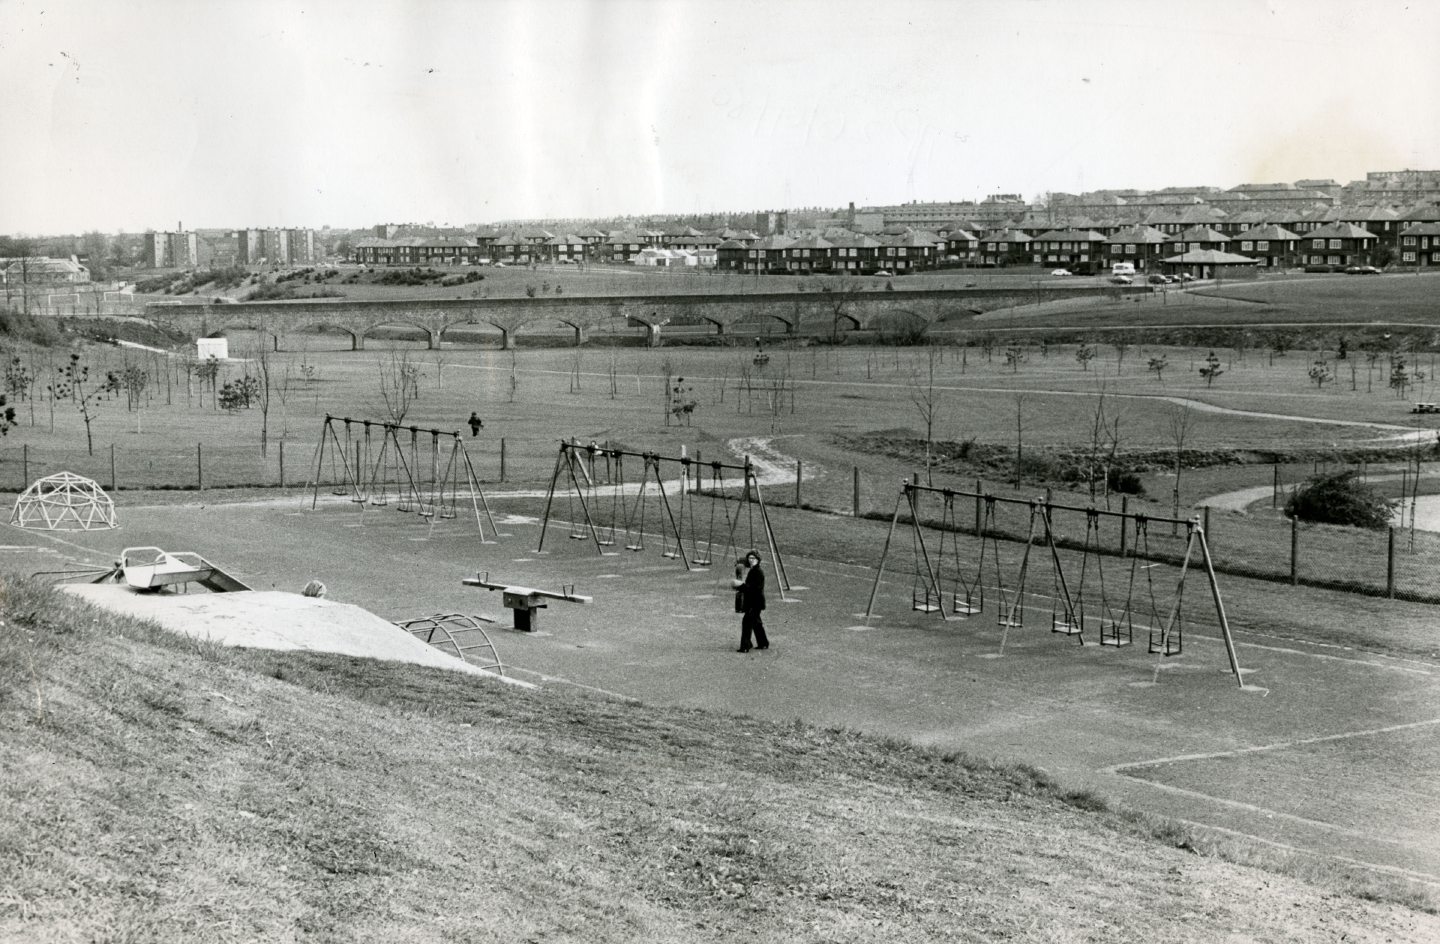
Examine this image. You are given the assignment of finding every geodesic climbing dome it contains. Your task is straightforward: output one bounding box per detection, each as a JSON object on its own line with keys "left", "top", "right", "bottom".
{"left": 11, "top": 471, "right": 118, "bottom": 531}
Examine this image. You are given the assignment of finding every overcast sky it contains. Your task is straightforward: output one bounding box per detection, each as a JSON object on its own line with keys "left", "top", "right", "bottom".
{"left": 2, "top": 0, "right": 1437, "bottom": 235}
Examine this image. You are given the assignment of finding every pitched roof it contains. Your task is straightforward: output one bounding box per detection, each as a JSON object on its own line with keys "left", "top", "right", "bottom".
{"left": 1232, "top": 224, "right": 1302, "bottom": 241}
{"left": 980, "top": 229, "right": 1033, "bottom": 243}
{"left": 1175, "top": 225, "right": 1231, "bottom": 242}
{"left": 1161, "top": 249, "right": 1259, "bottom": 264}
{"left": 1105, "top": 225, "right": 1169, "bottom": 244}
{"left": 1304, "top": 221, "right": 1378, "bottom": 239}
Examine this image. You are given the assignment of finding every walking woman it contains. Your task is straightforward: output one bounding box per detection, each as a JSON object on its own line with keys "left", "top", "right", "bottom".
{"left": 732, "top": 549, "right": 769, "bottom": 652}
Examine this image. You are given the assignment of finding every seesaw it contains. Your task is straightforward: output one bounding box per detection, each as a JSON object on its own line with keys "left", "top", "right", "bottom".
{"left": 461, "top": 572, "right": 591, "bottom": 632}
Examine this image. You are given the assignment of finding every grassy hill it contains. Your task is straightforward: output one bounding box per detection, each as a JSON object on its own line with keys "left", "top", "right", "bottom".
{"left": 3, "top": 576, "right": 1437, "bottom": 943}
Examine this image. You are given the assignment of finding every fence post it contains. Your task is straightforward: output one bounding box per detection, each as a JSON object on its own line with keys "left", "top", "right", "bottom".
{"left": 197, "top": 443, "right": 204, "bottom": 490}
{"left": 22, "top": 443, "right": 27, "bottom": 489}
{"left": 1272, "top": 463, "right": 1279, "bottom": 508}
{"left": 1120, "top": 495, "right": 1128, "bottom": 557}
{"left": 279, "top": 440, "right": 286, "bottom": 489}
{"left": 795, "top": 459, "right": 802, "bottom": 507}
{"left": 500, "top": 437, "right": 506, "bottom": 483}
{"left": 974, "top": 478, "right": 982, "bottom": 535}
{"left": 1387, "top": 526, "right": 1396, "bottom": 599}
{"left": 1290, "top": 515, "right": 1299, "bottom": 585}
{"left": 110, "top": 443, "right": 117, "bottom": 491}
{"left": 852, "top": 466, "right": 860, "bottom": 517}
{"left": 1202, "top": 505, "right": 1211, "bottom": 545}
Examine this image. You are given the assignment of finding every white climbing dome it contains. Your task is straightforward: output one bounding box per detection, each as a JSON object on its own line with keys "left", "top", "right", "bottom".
{"left": 11, "top": 471, "right": 118, "bottom": 531}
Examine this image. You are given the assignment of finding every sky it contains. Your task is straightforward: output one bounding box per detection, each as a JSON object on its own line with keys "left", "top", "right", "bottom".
{"left": 2, "top": 0, "right": 1438, "bottom": 235}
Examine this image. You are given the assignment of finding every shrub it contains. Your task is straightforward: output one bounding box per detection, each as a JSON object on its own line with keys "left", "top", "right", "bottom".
{"left": 1106, "top": 468, "right": 1145, "bottom": 495}
{"left": 1284, "top": 470, "right": 1395, "bottom": 530}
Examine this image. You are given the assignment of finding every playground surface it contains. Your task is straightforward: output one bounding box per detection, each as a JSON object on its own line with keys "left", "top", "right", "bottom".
{"left": 6, "top": 486, "right": 1439, "bottom": 894}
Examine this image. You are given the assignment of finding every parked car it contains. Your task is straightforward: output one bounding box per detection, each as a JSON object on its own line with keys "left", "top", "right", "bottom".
{"left": 1110, "top": 275, "right": 1133, "bottom": 285}
{"left": 1147, "top": 274, "right": 1167, "bottom": 284}
{"left": 1348, "top": 265, "right": 1381, "bottom": 275}
{"left": 1050, "top": 268, "right": 1073, "bottom": 277}
{"left": 1178, "top": 273, "right": 1197, "bottom": 282}
{"left": 873, "top": 269, "right": 893, "bottom": 277}
{"left": 1304, "top": 264, "right": 1336, "bottom": 273}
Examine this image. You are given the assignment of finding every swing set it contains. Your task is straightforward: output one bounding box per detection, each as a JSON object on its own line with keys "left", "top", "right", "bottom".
{"left": 537, "top": 440, "right": 790, "bottom": 594}
{"left": 866, "top": 482, "right": 1244, "bottom": 687}
{"left": 307, "top": 415, "right": 500, "bottom": 540}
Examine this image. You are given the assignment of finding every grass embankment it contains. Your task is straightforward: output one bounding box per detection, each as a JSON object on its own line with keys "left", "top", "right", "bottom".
{"left": 3, "top": 577, "right": 1438, "bottom": 943}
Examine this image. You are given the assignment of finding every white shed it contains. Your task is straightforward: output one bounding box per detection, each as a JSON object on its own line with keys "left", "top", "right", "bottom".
{"left": 196, "top": 337, "right": 229, "bottom": 360}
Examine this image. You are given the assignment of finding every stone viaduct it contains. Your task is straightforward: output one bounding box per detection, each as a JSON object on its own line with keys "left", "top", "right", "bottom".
{"left": 129, "top": 286, "right": 1122, "bottom": 350}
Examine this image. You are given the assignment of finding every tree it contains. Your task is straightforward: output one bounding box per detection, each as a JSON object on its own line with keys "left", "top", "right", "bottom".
{"left": 908, "top": 347, "right": 942, "bottom": 485}
{"left": 192, "top": 355, "right": 222, "bottom": 408}
{"left": 1085, "top": 383, "right": 1124, "bottom": 505}
{"left": 218, "top": 375, "right": 260, "bottom": 412}
{"left": 1390, "top": 357, "right": 1411, "bottom": 398}
{"left": 1165, "top": 405, "right": 1198, "bottom": 529}
{"left": 1308, "top": 359, "right": 1334, "bottom": 390}
{"left": 1112, "top": 338, "right": 1130, "bottom": 374}
{"left": 377, "top": 351, "right": 421, "bottom": 423}
{"left": 1074, "top": 342, "right": 1096, "bottom": 372}
{"left": 48, "top": 353, "right": 121, "bottom": 456}
{"left": 1198, "top": 350, "right": 1224, "bottom": 387}
{"left": 1147, "top": 355, "right": 1168, "bottom": 384}
{"left": 1285, "top": 470, "right": 1395, "bottom": 530}
{"left": 1003, "top": 344, "right": 1025, "bottom": 373}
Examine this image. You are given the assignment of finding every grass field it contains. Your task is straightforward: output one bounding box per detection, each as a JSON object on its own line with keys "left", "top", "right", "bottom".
{"left": 7, "top": 576, "right": 1439, "bottom": 942}
{"left": 4, "top": 276, "right": 1440, "bottom": 938}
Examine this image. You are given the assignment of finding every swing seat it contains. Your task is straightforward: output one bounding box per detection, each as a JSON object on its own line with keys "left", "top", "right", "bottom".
{"left": 996, "top": 604, "right": 1022, "bottom": 628}
{"left": 349, "top": 495, "right": 367, "bottom": 504}
{"left": 369, "top": 497, "right": 389, "bottom": 507}
{"left": 625, "top": 543, "right": 644, "bottom": 552}
{"left": 568, "top": 530, "right": 587, "bottom": 539}
{"left": 331, "top": 488, "right": 348, "bottom": 496}
{"left": 438, "top": 506, "right": 457, "bottom": 520}
{"left": 912, "top": 601, "right": 942, "bottom": 613}
{"left": 661, "top": 550, "right": 681, "bottom": 560}
{"left": 596, "top": 538, "right": 615, "bottom": 547}
{"left": 397, "top": 501, "right": 414, "bottom": 513}
{"left": 691, "top": 555, "right": 713, "bottom": 566}
{"left": 1148, "top": 630, "right": 1182, "bottom": 656}
{"left": 418, "top": 505, "right": 436, "bottom": 518}
{"left": 951, "top": 595, "right": 981, "bottom": 615}
{"left": 1051, "top": 616, "right": 1084, "bottom": 636}
{"left": 1099, "top": 620, "right": 1132, "bottom": 647}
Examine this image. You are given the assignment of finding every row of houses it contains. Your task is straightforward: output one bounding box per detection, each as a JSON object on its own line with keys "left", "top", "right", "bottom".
{"left": 352, "top": 210, "right": 1440, "bottom": 274}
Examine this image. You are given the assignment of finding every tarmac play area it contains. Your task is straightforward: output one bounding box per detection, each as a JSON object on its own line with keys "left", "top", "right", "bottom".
{"left": 5, "top": 488, "right": 1439, "bottom": 893}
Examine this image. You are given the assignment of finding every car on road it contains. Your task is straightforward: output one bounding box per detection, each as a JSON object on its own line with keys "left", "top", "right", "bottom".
{"left": 1050, "top": 268, "right": 1073, "bottom": 277}
{"left": 1110, "top": 275, "right": 1133, "bottom": 285}
{"left": 1147, "top": 274, "right": 1167, "bottom": 284}
{"left": 873, "top": 269, "right": 893, "bottom": 277}
{"left": 1178, "top": 273, "right": 1197, "bottom": 282}
{"left": 1346, "top": 265, "right": 1381, "bottom": 275}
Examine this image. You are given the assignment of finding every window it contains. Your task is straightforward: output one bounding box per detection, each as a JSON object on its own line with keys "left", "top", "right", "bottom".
{"left": 1327, "top": 256, "right": 1341, "bottom": 265}
{"left": 1403, "top": 236, "right": 1417, "bottom": 246}
{"left": 1328, "top": 239, "right": 1342, "bottom": 250}
{"left": 1313, "top": 238, "right": 1325, "bottom": 249}
{"left": 1124, "top": 244, "right": 1136, "bottom": 254}
{"left": 1402, "top": 252, "right": 1416, "bottom": 262}
{"left": 1241, "top": 241, "right": 1254, "bottom": 251}
{"left": 998, "top": 242, "right": 1008, "bottom": 251}
{"left": 898, "top": 247, "right": 907, "bottom": 256}
{"left": 1257, "top": 241, "right": 1269, "bottom": 251}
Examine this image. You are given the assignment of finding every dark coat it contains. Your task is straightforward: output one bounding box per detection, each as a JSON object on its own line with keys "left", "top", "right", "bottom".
{"left": 739, "top": 564, "right": 767, "bottom": 613}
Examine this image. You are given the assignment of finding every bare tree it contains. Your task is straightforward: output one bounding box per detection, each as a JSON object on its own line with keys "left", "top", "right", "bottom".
{"left": 1166, "top": 404, "right": 1199, "bottom": 530}
{"left": 908, "top": 346, "right": 942, "bottom": 485}
{"left": 1013, "top": 393, "right": 1027, "bottom": 487}
{"left": 376, "top": 350, "right": 420, "bottom": 424}
{"left": 248, "top": 331, "right": 278, "bottom": 457}
{"left": 48, "top": 353, "right": 120, "bottom": 456}
{"left": 1087, "top": 383, "right": 1124, "bottom": 504}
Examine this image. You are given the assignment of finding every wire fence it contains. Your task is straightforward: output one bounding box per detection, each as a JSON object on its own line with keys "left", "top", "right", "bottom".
{"left": 4, "top": 438, "right": 1438, "bottom": 605}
